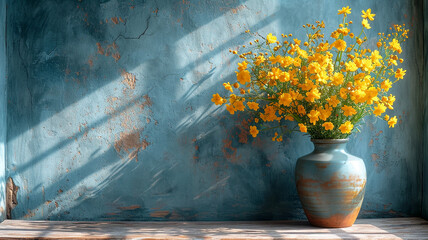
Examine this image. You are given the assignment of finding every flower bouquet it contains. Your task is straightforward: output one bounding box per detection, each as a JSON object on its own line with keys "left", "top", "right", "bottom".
{"left": 212, "top": 7, "right": 408, "bottom": 140}
{"left": 212, "top": 6, "right": 408, "bottom": 227}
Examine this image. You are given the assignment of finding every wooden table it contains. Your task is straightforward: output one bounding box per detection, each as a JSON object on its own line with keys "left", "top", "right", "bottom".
{"left": 0, "top": 217, "right": 427, "bottom": 239}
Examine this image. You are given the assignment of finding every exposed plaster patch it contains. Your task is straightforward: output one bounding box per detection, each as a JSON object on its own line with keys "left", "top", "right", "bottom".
{"left": 121, "top": 70, "right": 137, "bottom": 89}
{"left": 114, "top": 132, "right": 150, "bottom": 162}
{"left": 6, "top": 177, "right": 19, "bottom": 219}
{"left": 96, "top": 42, "right": 121, "bottom": 62}
{"left": 237, "top": 119, "right": 250, "bottom": 144}
{"left": 23, "top": 209, "right": 35, "bottom": 219}
{"left": 220, "top": 5, "right": 247, "bottom": 14}
{"left": 150, "top": 210, "right": 170, "bottom": 218}
{"left": 96, "top": 43, "right": 105, "bottom": 55}
{"left": 118, "top": 205, "right": 141, "bottom": 210}
{"left": 111, "top": 17, "right": 119, "bottom": 24}
{"left": 140, "top": 95, "right": 153, "bottom": 110}
{"left": 222, "top": 139, "right": 240, "bottom": 163}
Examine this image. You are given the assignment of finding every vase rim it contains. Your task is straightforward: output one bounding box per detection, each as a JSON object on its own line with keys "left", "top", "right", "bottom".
{"left": 311, "top": 138, "right": 349, "bottom": 144}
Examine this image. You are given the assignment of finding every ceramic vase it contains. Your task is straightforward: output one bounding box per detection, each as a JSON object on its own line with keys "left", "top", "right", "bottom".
{"left": 295, "top": 139, "right": 366, "bottom": 228}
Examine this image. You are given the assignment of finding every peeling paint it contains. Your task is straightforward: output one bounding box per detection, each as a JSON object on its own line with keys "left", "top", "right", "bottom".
{"left": 121, "top": 70, "right": 136, "bottom": 89}
{"left": 111, "top": 17, "right": 119, "bottom": 24}
{"left": 114, "top": 132, "right": 149, "bottom": 162}
{"left": 221, "top": 139, "right": 240, "bottom": 163}
{"left": 6, "top": 177, "right": 19, "bottom": 219}
{"left": 371, "top": 153, "right": 379, "bottom": 162}
{"left": 150, "top": 210, "right": 170, "bottom": 218}
{"left": 118, "top": 205, "right": 140, "bottom": 210}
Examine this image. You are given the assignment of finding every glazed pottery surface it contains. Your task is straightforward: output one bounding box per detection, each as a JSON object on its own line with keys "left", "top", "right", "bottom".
{"left": 295, "top": 139, "right": 366, "bottom": 228}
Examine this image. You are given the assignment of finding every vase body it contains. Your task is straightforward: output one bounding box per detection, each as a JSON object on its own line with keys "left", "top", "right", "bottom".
{"left": 295, "top": 139, "right": 366, "bottom": 228}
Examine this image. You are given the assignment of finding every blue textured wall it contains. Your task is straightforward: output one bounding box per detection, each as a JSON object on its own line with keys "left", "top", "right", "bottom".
{"left": 0, "top": 0, "right": 5, "bottom": 222}
{"left": 5, "top": 0, "right": 424, "bottom": 220}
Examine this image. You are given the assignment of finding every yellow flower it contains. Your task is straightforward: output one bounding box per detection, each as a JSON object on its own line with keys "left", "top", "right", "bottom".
{"left": 260, "top": 105, "right": 278, "bottom": 122}
{"left": 362, "top": 19, "right": 371, "bottom": 29}
{"left": 280, "top": 56, "right": 293, "bottom": 67}
{"left": 319, "top": 107, "right": 332, "bottom": 121}
{"left": 293, "top": 57, "right": 302, "bottom": 67}
{"left": 339, "top": 121, "right": 353, "bottom": 134}
{"left": 237, "top": 61, "right": 248, "bottom": 71}
{"left": 211, "top": 93, "right": 224, "bottom": 105}
{"left": 387, "top": 94, "right": 396, "bottom": 109}
{"left": 268, "top": 67, "right": 281, "bottom": 81}
{"left": 389, "top": 39, "right": 402, "bottom": 54}
{"left": 338, "top": 6, "right": 351, "bottom": 16}
{"left": 269, "top": 55, "right": 283, "bottom": 64}
{"left": 331, "top": 39, "right": 347, "bottom": 51}
{"left": 361, "top": 9, "right": 375, "bottom": 21}
{"left": 337, "top": 27, "right": 350, "bottom": 36}
{"left": 341, "top": 105, "right": 357, "bottom": 116}
{"left": 279, "top": 93, "right": 293, "bottom": 106}
{"left": 331, "top": 31, "right": 340, "bottom": 39}
{"left": 247, "top": 102, "right": 259, "bottom": 111}
{"left": 384, "top": 115, "right": 390, "bottom": 121}
{"left": 305, "top": 88, "right": 321, "bottom": 102}
{"left": 255, "top": 55, "right": 266, "bottom": 66}
{"left": 350, "top": 89, "right": 367, "bottom": 104}
{"left": 331, "top": 72, "right": 344, "bottom": 85}
{"left": 278, "top": 71, "right": 290, "bottom": 82}
{"left": 272, "top": 132, "right": 278, "bottom": 141}
{"left": 234, "top": 100, "right": 245, "bottom": 111}
{"left": 298, "top": 123, "right": 307, "bottom": 133}
{"left": 249, "top": 126, "right": 259, "bottom": 137}
{"left": 360, "top": 59, "right": 374, "bottom": 72}
{"left": 388, "top": 116, "right": 397, "bottom": 128}
{"left": 327, "top": 95, "right": 340, "bottom": 107}
{"left": 288, "top": 89, "right": 303, "bottom": 100}
{"left": 322, "top": 122, "right": 334, "bottom": 130}
{"left": 284, "top": 115, "right": 294, "bottom": 121}
{"left": 381, "top": 79, "right": 392, "bottom": 92}
{"left": 236, "top": 70, "right": 251, "bottom": 84}
{"left": 307, "top": 110, "right": 320, "bottom": 125}
{"left": 223, "top": 82, "right": 233, "bottom": 93}
{"left": 365, "top": 87, "right": 378, "bottom": 104}
{"left": 340, "top": 88, "right": 348, "bottom": 100}
{"left": 316, "top": 42, "right": 330, "bottom": 52}
{"left": 370, "top": 50, "right": 382, "bottom": 66}
{"left": 226, "top": 104, "right": 235, "bottom": 115}
{"left": 233, "top": 82, "right": 240, "bottom": 88}
{"left": 267, "top": 33, "right": 277, "bottom": 44}
{"left": 308, "top": 62, "right": 321, "bottom": 74}
{"left": 373, "top": 103, "right": 386, "bottom": 116}
{"left": 298, "top": 105, "right": 306, "bottom": 115}
{"left": 345, "top": 61, "right": 358, "bottom": 72}
{"left": 395, "top": 68, "right": 406, "bottom": 80}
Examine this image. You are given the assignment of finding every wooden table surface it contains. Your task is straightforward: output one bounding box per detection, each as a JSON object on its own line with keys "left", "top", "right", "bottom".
{"left": 0, "top": 217, "right": 427, "bottom": 239}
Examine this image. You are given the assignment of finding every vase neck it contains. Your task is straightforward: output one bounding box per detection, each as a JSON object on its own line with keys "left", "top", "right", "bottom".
{"left": 311, "top": 139, "right": 348, "bottom": 152}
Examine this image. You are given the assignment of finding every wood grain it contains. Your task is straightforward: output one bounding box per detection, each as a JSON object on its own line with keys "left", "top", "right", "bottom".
{"left": 0, "top": 217, "right": 427, "bottom": 239}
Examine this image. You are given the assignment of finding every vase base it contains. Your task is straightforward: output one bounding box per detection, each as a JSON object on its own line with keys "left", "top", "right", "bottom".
{"left": 305, "top": 207, "right": 361, "bottom": 228}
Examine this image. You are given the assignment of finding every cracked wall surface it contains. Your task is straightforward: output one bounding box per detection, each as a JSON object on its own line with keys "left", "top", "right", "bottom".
{"left": 4, "top": 0, "right": 425, "bottom": 220}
